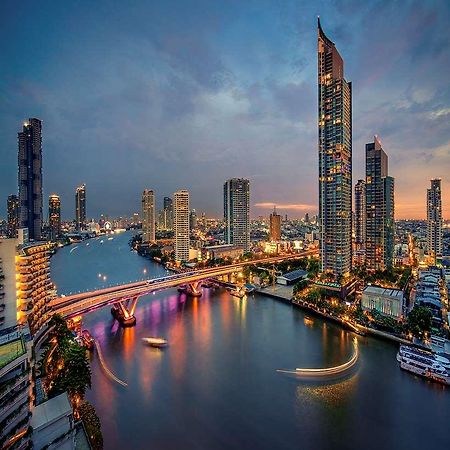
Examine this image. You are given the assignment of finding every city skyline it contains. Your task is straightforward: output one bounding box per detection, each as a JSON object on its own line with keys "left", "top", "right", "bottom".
{"left": 0, "top": 1, "right": 449, "bottom": 220}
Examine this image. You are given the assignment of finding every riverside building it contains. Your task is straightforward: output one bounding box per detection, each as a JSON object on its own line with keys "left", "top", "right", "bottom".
{"left": 318, "top": 18, "right": 352, "bottom": 277}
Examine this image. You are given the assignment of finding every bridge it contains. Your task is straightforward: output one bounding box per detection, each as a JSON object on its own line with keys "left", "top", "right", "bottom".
{"left": 50, "top": 250, "right": 317, "bottom": 326}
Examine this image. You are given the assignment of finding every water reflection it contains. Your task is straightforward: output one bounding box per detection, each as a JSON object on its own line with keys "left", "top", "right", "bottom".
{"left": 295, "top": 373, "right": 359, "bottom": 409}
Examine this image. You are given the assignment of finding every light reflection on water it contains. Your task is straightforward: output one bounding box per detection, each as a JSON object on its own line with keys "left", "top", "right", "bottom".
{"left": 295, "top": 373, "right": 359, "bottom": 409}
{"left": 50, "top": 232, "right": 450, "bottom": 450}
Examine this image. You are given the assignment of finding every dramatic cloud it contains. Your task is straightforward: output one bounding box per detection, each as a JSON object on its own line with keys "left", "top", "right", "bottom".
{"left": 0, "top": 0, "right": 449, "bottom": 219}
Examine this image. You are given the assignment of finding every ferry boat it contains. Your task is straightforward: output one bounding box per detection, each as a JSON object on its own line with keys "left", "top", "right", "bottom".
{"left": 396, "top": 345, "right": 450, "bottom": 386}
{"left": 142, "top": 337, "right": 168, "bottom": 348}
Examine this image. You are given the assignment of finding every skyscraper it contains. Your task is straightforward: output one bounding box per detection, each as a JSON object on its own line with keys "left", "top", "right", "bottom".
{"left": 189, "top": 209, "right": 197, "bottom": 230}
{"left": 318, "top": 19, "right": 352, "bottom": 277}
{"left": 48, "top": 194, "right": 61, "bottom": 241}
{"left": 18, "top": 118, "right": 43, "bottom": 240}
{"left": 141, "top": 189, "right": 156, "bottom": 243}
{"left": 174, "top": 190, "right": 190, "bottom": 262}
{"left": 427, "top": 179, "right": 443, "bottom": 263}
{"left": 269, "top": 206, "right": 281, "bottom": 241}
{"left": 163, "top": 196, "right": 173, "bottom": 230}
{"left": 354, "top": 180, "right": 366, "bottom": 250}
{"left": 75, "top": 184, "right": 86, "bottom": 230}
{"left": 224, "top": 178, "right": 250, "bottom": 252}
{"left": 365, "top": 136, "right": 395, "bottom": 270}
{"left": 7, "top": 194, "right": 19, "bottom": 238}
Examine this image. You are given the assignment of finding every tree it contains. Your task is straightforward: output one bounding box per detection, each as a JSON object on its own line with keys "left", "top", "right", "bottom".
{"left": 293, "top": 279, "right": 309, "bottom": 295}
{"left": 79, "top": 400, "right": 103, "bottom": 450}
{"left": 407, "top": 306, "right": 432, "bottom": 339}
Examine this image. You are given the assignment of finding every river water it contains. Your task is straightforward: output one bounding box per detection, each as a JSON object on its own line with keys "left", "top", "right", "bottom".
{"left": 51, "top": 231, "right": 449, "bottom": 450}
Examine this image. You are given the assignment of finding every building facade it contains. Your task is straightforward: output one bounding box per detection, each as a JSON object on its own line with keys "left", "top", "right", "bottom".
{"left": 141, "top": 189, "right": 156, "bottom": 243}
{"left": 318, "top": 19, "right": 352, "bottom": 277}
{"left": 163, "top": 197, "right": 173, "bottom": 230}
{"left": 427, "top": 178, "right": 443, "bottom": 264}
{"left": 18, "top": 118, "right": 43, "bottom": 240}
{"left": 224, "top": 178, "right": 250, "bottom": 252}
{"left": 354, "top": 180, "right": 366, "bottom": 251}
{"left": 75, "top": 184, "right": 86, "bottom": 230}
{"left": 269, "top": 206, "right": 281, "bottom": 241}
{"left": 16, "top": 242, "right": 55, "bottom": 335}
{"left": 48, "top": 194, "right": 61, "bottom": 241}
{"left": 361, "top": 285, "right": 404, "bottom": 320}
{"left": 174, "top": 190, "right": 190, "bottom": 262}
{"left": 365, "top": 136, "right": 395, "bottom": 270}
{"left": 6, "top": 195, "right": 19, "bottom": 238}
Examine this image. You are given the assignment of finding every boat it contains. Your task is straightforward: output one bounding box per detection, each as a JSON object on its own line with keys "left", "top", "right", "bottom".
{"left": 396, "top": 345, "right": 450, "bottom": 386}
{"left": 81, "top": 330, "right": 95, "bottom": 350}
{"left": 277, "top": 338, "right": 358, "bottom": 377}
{"left": 244, "top": 284, "right": 255, "bottom": 294}
{"left": 142, "top": 337, "right": 168, "bottom": 348}
{"left": 227, "top": 287, "right": 246, "bottom": 298}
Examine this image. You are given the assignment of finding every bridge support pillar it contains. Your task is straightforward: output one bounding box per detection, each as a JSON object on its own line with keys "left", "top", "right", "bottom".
{"left": 185, "top": 281, "right": 202, "bottom": 297}
{"left": 111, "top": 297, "right": 139, "bottom": 327}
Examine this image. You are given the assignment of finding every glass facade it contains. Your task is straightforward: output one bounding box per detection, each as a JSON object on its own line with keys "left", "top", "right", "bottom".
{"left": 318, "top": 19, "right": 352, "bottom": 277}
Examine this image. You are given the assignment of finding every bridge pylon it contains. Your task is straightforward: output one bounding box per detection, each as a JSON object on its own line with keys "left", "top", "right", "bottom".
{"left": 111, "top": 296, "right": 139, "bottom": 327}
{"left": 185, "top": 281, "right": 202, "bottom": 297}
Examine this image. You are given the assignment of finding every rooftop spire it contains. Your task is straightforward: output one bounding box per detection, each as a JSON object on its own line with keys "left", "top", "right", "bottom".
{"left": 317, "top": 16, "right": 335, "bottom": 46}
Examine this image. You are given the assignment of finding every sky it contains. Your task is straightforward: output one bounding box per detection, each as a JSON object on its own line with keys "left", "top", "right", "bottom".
{"left": 0, "top": 0, "right": 449, "bottom": 220}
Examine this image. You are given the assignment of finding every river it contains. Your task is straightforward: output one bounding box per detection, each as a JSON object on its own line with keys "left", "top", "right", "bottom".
{"left": 50, "top": 231, "right": 449, "bottom": 450}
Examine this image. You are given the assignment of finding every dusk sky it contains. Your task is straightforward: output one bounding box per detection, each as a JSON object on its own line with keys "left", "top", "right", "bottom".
{"left": 1, "top": 0, "right": 449, "bottom": 220}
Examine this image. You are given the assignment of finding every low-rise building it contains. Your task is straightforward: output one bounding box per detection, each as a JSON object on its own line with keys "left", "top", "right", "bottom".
{"left": 361, "top": 285, "right": 405, "bottom": 320}
{"left": 31, "top": 393, "right": 75, "bottom": 450}
{"left": 276, "top": 269, "right": 308, "bottom": 286}
{"left": 202, "top": 244, "right": 244, "bottom": 261}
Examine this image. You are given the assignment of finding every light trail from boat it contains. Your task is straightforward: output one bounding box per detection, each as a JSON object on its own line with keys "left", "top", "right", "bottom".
{"left": 277, "top": 338, "right": 358, "bottom": 377}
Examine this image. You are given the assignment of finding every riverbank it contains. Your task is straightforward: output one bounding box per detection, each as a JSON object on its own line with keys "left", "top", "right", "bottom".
{"left": 256, "top": 286, "right": 411, "bottom": 345}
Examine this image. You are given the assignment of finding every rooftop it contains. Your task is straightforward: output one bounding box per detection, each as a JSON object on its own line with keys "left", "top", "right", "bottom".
{"left": 363, "top": 285, "right": 404, "bottom": 298}
{"left": 278, "top": 269, "right": 308, "bottom": 281}
{"left": 31, "top": 392, "right": 72, "bottom": 430}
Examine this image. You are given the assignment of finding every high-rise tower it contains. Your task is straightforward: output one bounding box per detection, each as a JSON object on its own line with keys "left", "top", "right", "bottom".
{"left": 18, "top": 118, "right": 43, "bottom": 240}
{"left": 269, "top": 206, "right": 281, "bottom": 242}
{"left": 48, "top": 194, "right": 61, "bottom": 241}
{"left": 365, "top": 136, "right": 395, "bottom": 270}
{"left": 141, "top": 189, "right": 156, "bottom": 243}
{"left": 318, "top": 18, "right": 352, "bottom": 277}
{"left": 163, "top": 196, "right": 173, "bottom": 230}
{"left": 7, "top": 194, "right": 19, "bottom": 238}
{"left": 354, "top": 180, "right": 366, "bottom": 250}
{"left": 224, "top": 178, "right": 250, "bottom": 252}
{"left": 75, "top": 184, "right": 86, "bottom": 230}
{"left": 427, "top": 179, "right": 443, "bottom": 264}
{"left": 174, "top": 190, "right": 190, "bottom": 262}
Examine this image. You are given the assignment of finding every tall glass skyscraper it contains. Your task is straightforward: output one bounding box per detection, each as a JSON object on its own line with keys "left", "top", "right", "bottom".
{"left": 163, "top": 196, "right": 173, "bottom": 230}
{"left": 224, "top": 178, "right": 250, "bottom": 252}
{"left": 354, "top": 180, "right": 366, "bottom": 251}
{"left": 18, "top": 118, "right": 43, "bottom": 240}
{"left": 365, "top": 136, "right": 395, "bottom": 270}
{"left": 75, "top": 184, "right": 86, "bottom": 230}
{"left": 318, "top": 19, "right": 352, "bottom": 277}
{"left": 48, "top": 194, "right": 61, "bottom": 241}
{"left": 427, "top": 179, "right": 443, "bottom": 264}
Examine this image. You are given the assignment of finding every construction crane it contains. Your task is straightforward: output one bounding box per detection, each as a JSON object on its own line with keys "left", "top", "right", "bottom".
{"left": 256, "top": 264, "right": 282, "bottom": 290}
